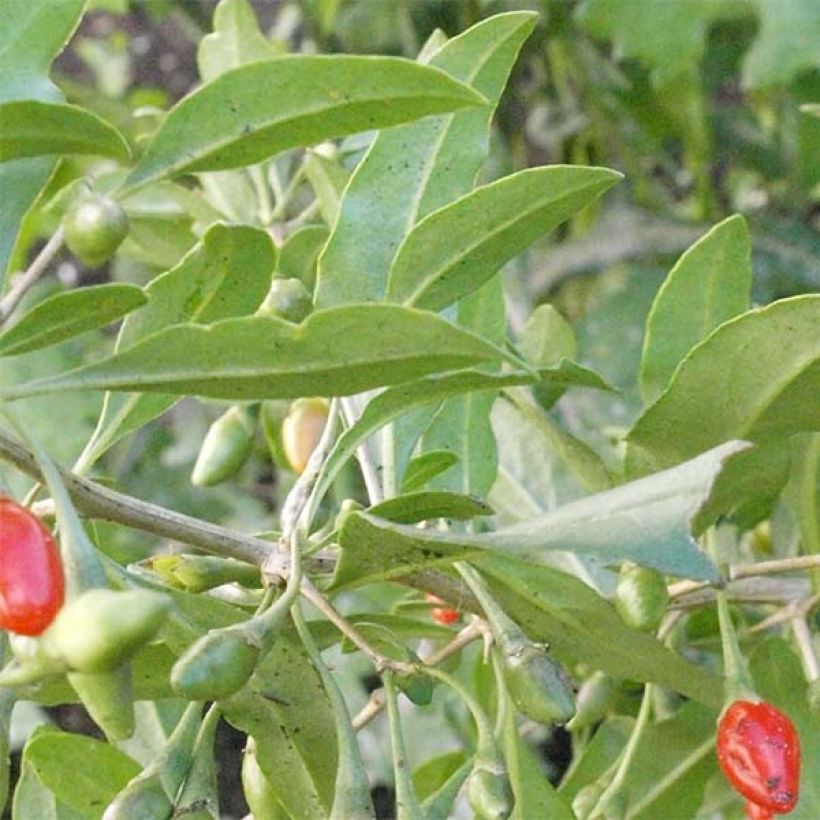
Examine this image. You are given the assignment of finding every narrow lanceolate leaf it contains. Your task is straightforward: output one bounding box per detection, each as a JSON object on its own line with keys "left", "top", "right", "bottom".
{"left": 13, "top": 727, "right": 140, "bottom": 817}
{"left": 0, "top": 0, "right": 85, "bottom": 277}
{"left": 74, "top": 223, "right": 275, "bottom": 472}
{"left": 502, "top": 698, "right": 575, "bottom": 820}
{"left": 386, "top": 166, "right": 622, "bottom": 311}
{"left": 640, "top": 214, "right": 752, "bottom": 404}
{"left": 620, "top": 702, "right": 717, "bottom": 820}
{"left": 334, "top": 442, "right": 747, "bottom": 589}
{"left": 123, "top": 56, "right": 485, "bottom": 192}
{"left": 315, "top": 12, "right": 537, "bottom": 307}
{"left": 0, "top": 306, "right": 516, "bottom": 403}
{"left": 627, "top": 295, "right": 820, "bottom": 479}
{"left": 0, "top": 284, "right": 146, "bottom": 357}
{"left": 0, "top": 100, "right": 131, "bottom": 162}
{"left": 222, "top": 636, "right": 338, "bottom": 818}
{"left": 418, "top": 276, "right": 506, "bottom": 498}
{"left": 479, "top": 556, "right": 723, "bottom": 708}
{"left": 312, "top": 363, "right": 604, "bottom": 510}
{"left": 196, "top": 0, "right": 279, "bottom": 82}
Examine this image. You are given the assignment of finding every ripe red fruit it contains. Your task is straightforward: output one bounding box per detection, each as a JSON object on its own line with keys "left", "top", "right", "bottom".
{"left": 426, "top": 593, "right": 459, "bottom": 626}
{"left": 717, "top": 700, "right": 800, "bottom": 814}
{"left": 0, "top": 497, "right": 64, "bottom": 635}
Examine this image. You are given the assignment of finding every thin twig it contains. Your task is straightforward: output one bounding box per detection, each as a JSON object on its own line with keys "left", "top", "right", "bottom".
{"left": 791, "top": 615, "right": 820, "bottom": 682}
{"left": 730, "top": 554, "right": 820, "bottom": 580}
{"left": 0, "top": 227, "right": 65, "bottom": 325}
{"left": 351, "top": 619, "right": 485, "bottom": 731}
{"left": 0, "top": 432, "right": 273, "bottom": 566}
{"left": 300, "top": 578, "right": 414, "bottom": 674}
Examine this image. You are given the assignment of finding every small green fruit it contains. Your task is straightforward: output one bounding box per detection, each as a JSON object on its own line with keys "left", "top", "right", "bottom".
{"left": 49, "top": 589, "right": 169, "bottom": 673}
{"left": 171, "top": 627, "right": 259, "bottom": 700}
{"left": 614, "top": 563, "right": 669, "bottom": 633}
{"left": 69, "top": 665, "right": 135, "bottom": 741}
{"left": 467, "top": 759, "right": 514, "bottom": 820}
{"left": 500, "top": 639, "right": 576, "bottom": 725}
{"left": 191, "top": 405, "right": 257, "bottom": 487}
{"left": 242, "top": 738, "right": 289, "bottom": 819}
{"left": 62, "top": 195, "right": 129, "bottom": 267}
{"left": 567, "top": 671, "right": 617, "bottom": 731}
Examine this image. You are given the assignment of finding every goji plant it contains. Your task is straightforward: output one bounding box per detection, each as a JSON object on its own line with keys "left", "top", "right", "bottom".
{"left": 0, "top": 1, "right": 817, "bottom": 818}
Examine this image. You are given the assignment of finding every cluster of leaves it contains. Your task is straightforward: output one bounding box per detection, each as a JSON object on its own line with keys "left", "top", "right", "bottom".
{"left": 0, "top": 0, "right": 818, "bottom": 818}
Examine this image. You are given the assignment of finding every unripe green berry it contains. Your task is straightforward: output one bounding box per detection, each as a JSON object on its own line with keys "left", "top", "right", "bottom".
{"left": 69, "top": 665, "right": 135, "bottom": 741}
{"left": 171, "top": 626, "right": 259, "bottom": 701}
{"left": 48, "top": 589, "right": 169, "bottom": 673}
{"left": 191, "top": 405, "right": 257, "bottom": 487}
{"left": 242, "top": 739, "right": 289, "bottom": 819}
{"left": 614, "top": 563, "right": 669, "bottom": 633}
{"left": 467, "top": 759, "right": 514, "bottom": 820}
{"left": 62, "top": 195, "right": 129, "bottom": 267}
{"left": 500, "top": 639, "right": 576, "bottom": 725}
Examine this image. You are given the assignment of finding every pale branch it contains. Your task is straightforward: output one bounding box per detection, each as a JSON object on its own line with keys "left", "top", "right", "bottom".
{"left": 0, "top": 227, "right": 65, "bottom": 325}
{"left": 0, "top": 432, "right": 272, "bottom": 566}
{"left": 792, "top": 615, "right": 820, "bottom": 682}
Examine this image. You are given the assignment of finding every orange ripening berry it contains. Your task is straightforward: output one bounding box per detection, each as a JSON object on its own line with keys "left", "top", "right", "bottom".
{"left": 425, "top": 593, "right": 459, "bottom": 626}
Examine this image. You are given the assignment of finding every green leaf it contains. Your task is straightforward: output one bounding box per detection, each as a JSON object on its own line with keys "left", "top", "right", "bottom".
{"left": 802, "top": 103, "right": 820, "bottom": 119}
{"left": 386, "top": 166, "right": 622, "bottom": 311}
{"left": 0, "top": 101, "right": 130, "bottom": 162}
{"left": 491, "top": 394, "right": 612, "bottom": 525}
{"left": 502, "top": 699, "right": 574, "bottom": 820}
{"left": 0, "top": 0, "right": 84, "bottom": 102}
{"left": 401, "top": 450, "right": 459, "bottom": 492}
{"left": 640, "top": 215, "right": 752, "bottom": 404}
{"left": 559, "top": 717, "right": 633, "bottom": 801}
{"left": 0, "top": 0, "right": 85, "bottom": 276}
{"left": 0, "top": 284, "right": 147, "bottom": 357}
{"left": 621, "top": 702, "right": 717, "bottom": 819}
{"left": 368, "top": 491, "right": 493, "bottom": 524}
{"left": 4, "top": 305, "right": 517, "bottom": 403}
{"left": 276, "top": 225, "right": 329, "bottom": 292}
{"left": 315, "top": 12, "right": 537, "bottom": 307}
{"left": 750, "top": 639, "right": 820, "bottom": 818}
{"left": 197, "top": 0, "right": 279, "bottom": 83}
{"left": 74, "top": 223, "right": 275, "bottom": 471}
{"left": 123, "top": 56, "right": 485, "bottom": 192}
{"left": 479, "top": 556, "right": 723, "bottom": 707}
{"left": 519, "top": 304, "right": 577, "bottom": 368}
{"left": 221, "top": 635, "right": 338, "bottom": 819}
{"left": 743, "top": 0, "right": 820, "bottom": 88}
{"left": 314, "top": 369, "right": 553, "bottom": 507}
{"left": 418, "top": 755, "right": 472, "bottom": 820}
{"left": 627, "top": 296, "right": 820, "bottom": 481}
{"left": 418, "top": 276, "right": 508, "bottom": 498}
{"left": 13, "top": 727, "right": 140, "bottom": 819}
{"left": 334, "top": 442, "right": 744, "bottom": 588}
{"left": 303, "top": 150, "right": 349, "bottom": 228}
{"left": 783, "top": 433, "right": 820, "bottom": 572}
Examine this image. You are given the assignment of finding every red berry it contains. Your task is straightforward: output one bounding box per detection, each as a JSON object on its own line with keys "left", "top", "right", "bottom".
{"left": 717, "top": 700, "right": 800, "bottom": 814}
{"left": 745, "top": 801, "right": 774, "bottom": 820}
{"left": 0, "top": 497, "right": 64, "bottom": 635}
{"left": 425, "top": 593, "right": 459, "bottom": 626}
